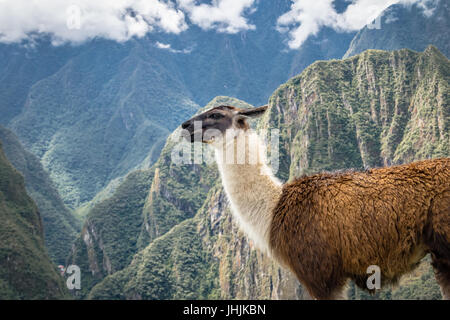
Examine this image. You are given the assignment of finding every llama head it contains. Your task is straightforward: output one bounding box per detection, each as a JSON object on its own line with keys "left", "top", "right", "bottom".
{"left": 181, "top": 105, "right": 268, "bottom": 146}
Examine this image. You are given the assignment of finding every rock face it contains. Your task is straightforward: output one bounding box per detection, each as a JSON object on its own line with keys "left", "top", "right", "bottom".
{"left": 0, "top": 126, "right": 79, "bottom": 264}
{"left": 267, "top": 45, "right": 449, "bottom": 182}
{"left": 344, "top": 0, "right": 449, "bottom": 59}
{"left": 0, "top": 142, "right": 68, "bottom": 299}
{"left": 74, "top": 47, "right": 448, "bottom": 300}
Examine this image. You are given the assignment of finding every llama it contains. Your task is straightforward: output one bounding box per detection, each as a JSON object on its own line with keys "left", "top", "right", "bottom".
{"left": 181, "top": 105, "right": 450, "bottom": 300}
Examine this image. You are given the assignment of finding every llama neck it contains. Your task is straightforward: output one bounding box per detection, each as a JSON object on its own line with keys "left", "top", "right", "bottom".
{"left": 214, "top": 130, "right": 282, "bottom": 254}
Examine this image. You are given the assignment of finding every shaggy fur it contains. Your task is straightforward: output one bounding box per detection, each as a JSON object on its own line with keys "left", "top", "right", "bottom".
{"left": 269, "top": 158, "right": 450, "bottom": 299}
{"left": 182, "top": 105, "right": 450, "bottom": 300}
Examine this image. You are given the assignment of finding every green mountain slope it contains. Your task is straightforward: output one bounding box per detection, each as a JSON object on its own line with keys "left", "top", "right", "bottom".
{"left": 266, "top": 45, "right": 449, "bottom": 182}
{"left": 66, "top": 169, "right": 154, "bottom": 298}
{"left": 0, "top": 142, "right": 68, "bottom": 299}
{"left": 344, "top": 0, "right": 449, "bottom": 58}
{"left": 88, "top": 46, "right": 448, "bottom": 300}
{"left": 0, "top": 39, "right": 78, "bottom": 125}
{"left": 0, "top": 126, "right": 80, "bottom": 264}
{"left": 89, "top": 184, "right": 302, "bottom": 300}
{"left": 8, "top": 40, "right": 198, "bottom": 209}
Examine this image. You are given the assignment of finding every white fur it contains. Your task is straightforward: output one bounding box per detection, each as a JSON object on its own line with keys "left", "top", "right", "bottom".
{"left": 211, "top": 128, "right": 282, "bottom": 254}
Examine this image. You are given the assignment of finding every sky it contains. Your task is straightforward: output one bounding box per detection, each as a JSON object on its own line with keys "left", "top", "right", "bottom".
{"left": 0, "top": 0, "right": 437, "bottom": 49}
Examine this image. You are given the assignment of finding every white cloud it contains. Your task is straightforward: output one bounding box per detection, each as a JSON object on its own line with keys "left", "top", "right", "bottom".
{"left": 0, "top": 0, "right": 187, "bottom": 44}
{"left": 276, "top": 0, "right": 339, "bottom": 49}
{"left": 277, "top": 0, "right": 435, "bottom": 49}
{"left": 0, "top": 0, "right": 436, "bottom": 46}
{"left": 156, "top": 41, "right": 172, "bottom": 50}
{"left": 155, "top": 41, "right": 192, "bottom": 53}
{"left": 177, "top": 0, "right": 256, "bottom": 33}
{"left": 0, "top": 0, "right": 256, "bottom": 44}
{"left": 415, "top": 0, "right": 439, "bottom": 17}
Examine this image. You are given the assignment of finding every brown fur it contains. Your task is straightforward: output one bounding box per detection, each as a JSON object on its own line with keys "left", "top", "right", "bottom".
{"left": 269, "top": 158, "right": 450, "bottom": 299}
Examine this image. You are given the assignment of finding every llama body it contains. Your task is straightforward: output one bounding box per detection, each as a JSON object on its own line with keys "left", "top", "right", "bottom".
{"left": 270, "top": 159, "right": 450, "bottom": 299}
{"left": 182, "top": 105, "right": 450, "bottom": 299}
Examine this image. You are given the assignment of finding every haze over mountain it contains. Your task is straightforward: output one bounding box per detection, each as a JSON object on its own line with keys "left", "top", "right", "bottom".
{"left": 344, "top": 0, "right": 449, "bottom": 58}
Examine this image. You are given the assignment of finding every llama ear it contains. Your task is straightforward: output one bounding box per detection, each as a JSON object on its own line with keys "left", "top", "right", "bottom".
{"left": 237, "top": 105, "right": 268, "bottom": 118}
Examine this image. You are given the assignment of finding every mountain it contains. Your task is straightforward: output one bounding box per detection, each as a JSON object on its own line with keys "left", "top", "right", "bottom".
{"left": 267, "top": 45, "right": 449, "bottom": 182}
{"left": 0, "top": 141, "right": 68, "bottom": 299}
{"left": 85, "top": 46, "right": 448, "bottom": 300}
{"left": 344, "top": 0, "right": 449, "bottom": 58}
{"left": 67, "top": 169, "right": 154, "bottom": 297}
{"left": 0, "top": 0, "right": 356, "bottom": 210}
{"left": 0, "top": 126, "right": 80, "bottom": 264}
{"left": 0, "top": 39, "right": 79, "bottom": 125}
{"left": 5, "top": 39, "right": 198, "bottom": 209}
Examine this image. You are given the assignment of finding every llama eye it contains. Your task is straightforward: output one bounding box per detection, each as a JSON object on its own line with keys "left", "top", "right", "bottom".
{"left": 210, "top": 113, "right": 223, "bottom": 119}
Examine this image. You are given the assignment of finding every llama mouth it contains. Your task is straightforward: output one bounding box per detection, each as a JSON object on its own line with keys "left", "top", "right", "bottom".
{"left": 187, "top": 130, "right": 216, "bottom": 144}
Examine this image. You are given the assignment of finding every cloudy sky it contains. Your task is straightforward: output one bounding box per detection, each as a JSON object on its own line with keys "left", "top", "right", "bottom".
{"left": 0, "top": 0, "right": 435, "bottom": 48}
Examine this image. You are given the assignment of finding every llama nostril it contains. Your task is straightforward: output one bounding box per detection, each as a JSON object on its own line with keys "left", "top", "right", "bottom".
{"left": 181, "top": 120, "right": 191, "bottom": 129}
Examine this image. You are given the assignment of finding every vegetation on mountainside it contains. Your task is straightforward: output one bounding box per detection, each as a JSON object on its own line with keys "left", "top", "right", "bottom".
{"left": 0, "top": 126, "right": 80, "bottom": 264}
{"left": 89, "top": 208, "right": 218, "bottom": 300}
{"left": 66, "top": 169, "right": 154, "bottom": 298}
{"left": 7, "top": 40, "right": 198, "bottom": 209}
{"left": 265, "top": 46, "right": 449, "bottom": 182}
{"left": 0, "top": 142, "right": 68, "bottom": 299}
